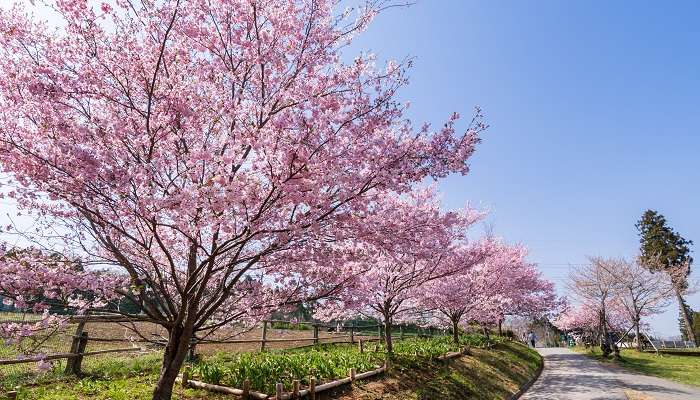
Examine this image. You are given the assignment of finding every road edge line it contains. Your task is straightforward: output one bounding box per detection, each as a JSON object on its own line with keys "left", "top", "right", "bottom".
{"left": 507, "top": 350, "right": 545, "bottom": 400}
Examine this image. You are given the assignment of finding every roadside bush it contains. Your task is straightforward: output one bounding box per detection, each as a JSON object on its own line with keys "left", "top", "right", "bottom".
{"left": 270, "top": 321, "right": 313, "bottom": 331}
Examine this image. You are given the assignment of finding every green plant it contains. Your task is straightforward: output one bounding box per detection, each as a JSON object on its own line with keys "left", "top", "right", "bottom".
{"left": 194, "top": 362, "right": 226, "bottom": 385}
{"left": 191, "top": 335, "right": 489, "bottom": 394}
{"left": 269, "top": 321, "right": 313, "bottom": 331}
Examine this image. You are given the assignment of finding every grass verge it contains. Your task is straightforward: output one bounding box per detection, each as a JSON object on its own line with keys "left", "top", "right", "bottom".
{"left": 573, "top": 346, "right": 700, "bottom": 387}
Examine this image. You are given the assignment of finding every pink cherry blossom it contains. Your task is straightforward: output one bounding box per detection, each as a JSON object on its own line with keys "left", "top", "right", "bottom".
{"left": 422, "top": 240, "right": 559, "bottom": 342}
{"left": 0, "top": 1, "right": 486, "bottom": 398}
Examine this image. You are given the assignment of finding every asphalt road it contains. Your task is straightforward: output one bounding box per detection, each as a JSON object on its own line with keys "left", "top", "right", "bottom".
{"left": 520, "top": 347, "right": 700, "bottom": 400}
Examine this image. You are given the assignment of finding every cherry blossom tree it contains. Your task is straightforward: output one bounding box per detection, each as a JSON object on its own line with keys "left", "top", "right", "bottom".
{"left": 553, "top": 303, "right": 599, "bottom": 345}
{"left": 421, "top": 241, "right": 517, "bottom": 342}
{"left": 567, "top": 258, "right": 629, "bottom": 357}
{"left": 314, "top": 190, "right": 488, "bottom": 354}
{"left": 0, "top": 1, "right": 486, "bottom": 398}
{"left": 0, "top": 245, "right": 122, "bottom": 353}
{"left": 496, "top": 259, "right": 560, "bottom": 332}
{"left": 560, "top": 257, "right": 678, "bottom": 353}
{"left": 554, "top": 300, "right": 630, "bottom": 348}
{"left": 606, "top": 259, "right": 673, "bottom": 350}
{"left": 422, "top": 241, "right": 558, "bottom": 343}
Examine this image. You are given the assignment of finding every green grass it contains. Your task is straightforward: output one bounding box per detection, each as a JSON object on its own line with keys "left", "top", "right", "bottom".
{"left": 652, "top": 348, "right": 700, "bottom": 354}
{"left": 1, "top": 352, "right": 232, "bottom": 399}
{"left": 411, "top": 341, "right": 542, "bottom": 400}
{"left": 269, "top": 321, "right": 312, "bottom": 330}
{"left": 574, "top": 346, "right": 700, "bottom": 387}
{"left": 0, "top": 311, "right": 42, "bottom": 321}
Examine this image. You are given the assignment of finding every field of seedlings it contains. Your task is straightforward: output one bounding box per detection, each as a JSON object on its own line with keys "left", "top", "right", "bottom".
{"left": 190, "top": 335, "right": 493, "bottom": 395}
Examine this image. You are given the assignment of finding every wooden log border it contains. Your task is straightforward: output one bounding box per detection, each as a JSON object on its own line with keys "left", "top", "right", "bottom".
{"left": 183, "top": 364, "right": 387, "bottom": 399}
{"left": 436, "top": 346, "right": 471, "bottom": 361}
{"left": 185, "top": 343, "right": 472, "bottom": 399}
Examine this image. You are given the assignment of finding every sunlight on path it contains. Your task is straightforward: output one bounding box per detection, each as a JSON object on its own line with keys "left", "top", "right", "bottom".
{"left": 624, "top": 389, "right": 656, "bottom": 400}
{"left": 520, "top": 348, "right": 700, "bottom": 400}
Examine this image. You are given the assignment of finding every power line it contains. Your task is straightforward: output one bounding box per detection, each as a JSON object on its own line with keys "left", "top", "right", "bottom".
{"left": 536, "top": 263, "right": 591, "bottom": 266}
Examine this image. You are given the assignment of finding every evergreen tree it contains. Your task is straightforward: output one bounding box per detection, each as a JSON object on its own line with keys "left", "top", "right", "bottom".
{"left": 636, "top": 210, "right": 696, "bottom": 343}
{"left": 678, "top": 300, "right": 694, "bottom": 341}
{"left": 692, "top": 311, "right": 700, "bottom": 343}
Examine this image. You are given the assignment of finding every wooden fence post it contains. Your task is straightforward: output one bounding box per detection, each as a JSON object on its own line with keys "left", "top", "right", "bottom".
{"left": 313, "top": 325, "right": 319, "bottom": 345}
{"left": 377, "top": 325, "right": 382, "bottom": 342}
{"left": 261, "top": 321, "right": 268, "bottom": 352}
{"left": 65, "top": 321, "right": 86, "bottom": 374}
{"left": 350, "top": 322, "right": 355, "bottom": 344}
{"left": 309, "top": 377, "right": 316, "bottom": 400}
{"left": 241, "top": 378, "right": 250, "bottom": 400}
{"left": 65, "top": 331, "right": 88, "bottom": 375}
{"left": 400, "top": 325, "right": 404, "bottom": 340}
{"left": 358, "top": 339, "right": 364, "bottom": 353}
{"left": 74, "top": 331, "right": 89, "bottom": 374}
{"left": 349, "top": 368, "right": 356, "bottom": 382}
{"left": 187, "top": 338, "right": 197, "bottom": 362}
{"left": 292, "top": 380, "right": 300, "bottom": 398}
{"left": 275, "top": 383, "right": 283, "bottom": 400}
{"left": 182, "top": 365, "right": 191, "bottom": 387}
{"left": 242, "top": 379, "right": 251, "bottom": 400}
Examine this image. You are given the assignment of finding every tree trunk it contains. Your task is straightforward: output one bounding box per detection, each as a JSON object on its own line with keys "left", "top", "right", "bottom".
{"left": 498, "top": 320, "right": 503, "bottom": 336}
{"left": 452, "top": 318, "right": 460, "bottom": 344}
{"left": 599, "top": 308, "right": 611, "bottom": 357}
{"left": 384, "top": 319, "right": 393, "bottom": 354}
{"left": 675, "top": 289, "right": 697, "bottom": 344}
{"left": 635, "top": 319, "right": 642, "bottom": 351}
{"left": 152, "top": 325, "right": 193, "bottom": 400}
{"left": 612, "top": 340, "right": 621, "bottom": 360}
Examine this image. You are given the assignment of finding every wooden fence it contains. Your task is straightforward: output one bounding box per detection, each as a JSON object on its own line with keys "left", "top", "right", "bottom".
{"left": 0, "top": 316, "right": 147, "bottom": 375}
{"left": 0, "top": 315, "right": 446, "bottom": 378}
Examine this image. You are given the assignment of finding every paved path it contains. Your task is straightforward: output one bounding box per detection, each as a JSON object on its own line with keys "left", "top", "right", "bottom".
{"left": 520, "top": 347, "right": 700, "bottom": 400}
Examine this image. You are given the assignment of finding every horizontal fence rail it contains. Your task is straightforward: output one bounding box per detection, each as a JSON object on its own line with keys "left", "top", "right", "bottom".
{"left": 0, "top": 347, "right": 142, "bottom": 366}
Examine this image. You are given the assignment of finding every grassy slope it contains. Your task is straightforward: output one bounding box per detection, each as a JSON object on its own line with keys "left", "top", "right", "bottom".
{"left": 333, "top": 341, "right": 542, "bottom": 400}
{"left": 574, "top": 346, "right": 700, "bottom": 387}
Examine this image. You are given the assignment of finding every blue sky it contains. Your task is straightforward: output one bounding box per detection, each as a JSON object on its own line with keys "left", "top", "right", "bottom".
{"left": 349, "top": 0, "right": 700, "bottom": 337}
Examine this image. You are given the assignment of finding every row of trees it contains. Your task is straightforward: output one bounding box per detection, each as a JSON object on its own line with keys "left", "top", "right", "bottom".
{"left": 556, "top": 257, "right": 674, "bottom": 355}
{"left": 555, "top": 210, "right": 696, "bottom": 356}
{"left": 315, "top": 220, "right": 559, "bottom": 353}
{"left": 0, "top": 1, "right": 557, "bottom": 399}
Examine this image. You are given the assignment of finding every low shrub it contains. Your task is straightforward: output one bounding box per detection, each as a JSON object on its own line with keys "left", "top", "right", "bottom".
{"left": 269, "top": 321, "right": 313, "bottom": 331}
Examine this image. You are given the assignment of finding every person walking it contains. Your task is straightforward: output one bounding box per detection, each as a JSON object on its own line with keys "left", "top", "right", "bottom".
{"left": 527, "top": 331, "right": 537, "bottom": 348}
